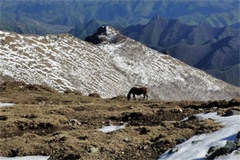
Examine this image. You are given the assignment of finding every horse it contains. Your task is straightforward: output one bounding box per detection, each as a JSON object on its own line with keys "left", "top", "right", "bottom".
{"left": 127, "top": 87, "right": 148, "bottom": 101}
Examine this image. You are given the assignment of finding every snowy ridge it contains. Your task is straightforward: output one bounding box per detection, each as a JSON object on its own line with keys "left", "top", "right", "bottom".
{"left": 0, "top": 29, "right": 239, "bottom": 100}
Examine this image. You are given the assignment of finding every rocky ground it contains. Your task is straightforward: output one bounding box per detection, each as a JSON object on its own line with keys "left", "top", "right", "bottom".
{"left": 0, "top": 81, "right": 239, "bottom": 160}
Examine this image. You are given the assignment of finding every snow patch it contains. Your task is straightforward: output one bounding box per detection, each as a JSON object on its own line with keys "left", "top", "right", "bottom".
{"left": 0, "top": 103, "right": 15, "bottom": 107}
{"left": 98, "top": 124, "right": 126, "bottom": 133}
{"left": 0, "top": 156, "right": 50, "bottom": 160}
{"left": 159, "top": 113, "right": 240, "bottom": 160}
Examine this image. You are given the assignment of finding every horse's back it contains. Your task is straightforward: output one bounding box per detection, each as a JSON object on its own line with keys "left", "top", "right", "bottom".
{"left": 132, "top": 87, "right": 147, "bottom": 95}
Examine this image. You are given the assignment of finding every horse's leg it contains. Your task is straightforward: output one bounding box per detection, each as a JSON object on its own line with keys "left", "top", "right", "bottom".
{"left": 143, "top": 93, "right": 148, "bottom": 100}
{"left": 143, "top": 94, "right": 147, "bottom": 100}
{"left": 133, "top": 94, "right": 136, "bottom": 100}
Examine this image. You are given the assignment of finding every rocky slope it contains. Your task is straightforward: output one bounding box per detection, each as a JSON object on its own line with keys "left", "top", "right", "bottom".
{"left": 0, "top": 81, "right": 239, "bottom": 160}
{"left": 0, "top": 26, "right": 239, "bottom": 101}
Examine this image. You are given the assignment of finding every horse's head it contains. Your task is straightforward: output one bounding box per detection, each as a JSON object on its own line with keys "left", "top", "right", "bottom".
{"left": 127, "top": 92, "right": 131, "bottom": 101}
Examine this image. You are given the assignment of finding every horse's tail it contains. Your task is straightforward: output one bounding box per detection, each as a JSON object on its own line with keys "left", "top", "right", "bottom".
{"left": 127, "top": 89, "right": 132, "bottom": 101}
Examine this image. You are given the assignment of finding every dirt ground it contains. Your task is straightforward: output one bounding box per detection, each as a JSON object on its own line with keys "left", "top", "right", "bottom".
{"left": 0, "top": 81, "right": 239, "bottom": 160}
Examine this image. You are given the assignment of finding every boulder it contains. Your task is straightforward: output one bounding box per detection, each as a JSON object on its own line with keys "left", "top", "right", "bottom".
{"left": 223, "top": 109, "right": 240, "bottom": 116}
{"left": 236, "top": 131, "right": 240, "bottom": 148}
{"left": 187, "top": 115, "right": 204, "bottom": 121}
{"left": 206, "top": 141, "right": 237, "bottom": 159}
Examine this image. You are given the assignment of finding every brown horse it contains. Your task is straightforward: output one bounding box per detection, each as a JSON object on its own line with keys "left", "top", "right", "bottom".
{"left": 127, "top": 87, "right": 148, "bottom": 101}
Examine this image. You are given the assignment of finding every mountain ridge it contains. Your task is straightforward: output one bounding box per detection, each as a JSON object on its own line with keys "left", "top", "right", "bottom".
{"left": 0, "top": 27, "right": 239, "bottom": 101}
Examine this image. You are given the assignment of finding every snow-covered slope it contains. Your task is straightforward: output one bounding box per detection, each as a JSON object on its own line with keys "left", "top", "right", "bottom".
{"left": 0, "top": 27, "right": 239, "bottom": 100}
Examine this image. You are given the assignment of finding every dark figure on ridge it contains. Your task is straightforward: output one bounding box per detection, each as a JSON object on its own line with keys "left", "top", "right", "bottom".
{"left": 127, "top": 87, "right": 148, "bottom": 101}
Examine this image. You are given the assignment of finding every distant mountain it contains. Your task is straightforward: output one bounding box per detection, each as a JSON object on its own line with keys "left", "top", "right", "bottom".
{"left": 68, "top": 21, "right": 93, "bottom": 40}
{"left": 1, "top": 0, "right": 239, "bottom": 37}
{"left": 0, "top": 12, "right": 73, "bottom": 35}
{"left": 0, "top": 26, "right": 239, "bottom": 101}
{"left": 231, "top": 22, "right": 240, "bottom": 29}
{"left": 122, "top": 16, "right": 240, "bottom": 87}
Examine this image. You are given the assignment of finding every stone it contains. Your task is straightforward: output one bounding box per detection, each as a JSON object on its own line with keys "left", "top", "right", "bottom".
{"left": 187, "top": 115, "right": 204, "bottom": 121}
{"left": 122, "top": 112, "right": 143, "bottom": 121}
{"left": 207, "top": 146, "right": 220, "bottom": 154}
{"left": 68, "top": 119, "right": 81, "bottom": 126}
{"left": 191, "top": 140, "right": 203, "bottom": 144}
{"left": 236, "top": 131, "right": 240, "bottom": 139}
{"left": 138, "top": 127, "right": 150, "bottom": 135}
{"left": 223, "top": 141, "right": 237, "bottom": 153}
{"left": 168, "top": 147, "right": 178, "bottom": 154}
{"left": 206, "top": 141, "right": 237, "bottom": 159}
{"left": 123, "top": 137, "right": 130, "bottom": 142}
{"left": 236, "top": 139, "right": 240, "bottom": 148}
{"left": 0, "top": 115, "right": 8, "bottom": 120}
{"left": 236, "top": 131, "right": 240, "bottom": 148}
{"left": 223, "top": 110, "right": 240, "bottom": 116}
{"left": 90, "top": 146, "right": 99, "bottom": 153}
{"left": 176, "top": 138, "right": 186, "bottom": 144}
{"left": 206, "top": 146, "right": 221, "bottom": 160}
{"left": 63, "top": 153, "right": 81, "bottom": 159}
{"left": 170, "top": 106, "right": 183, "bottom": 113}
{"left": 228, "top": 99, "right": 240, "bottom": 106}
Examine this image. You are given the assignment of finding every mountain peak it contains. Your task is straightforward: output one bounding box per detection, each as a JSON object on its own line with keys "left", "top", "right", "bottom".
{"left": 85, "top": 25, "right": 125, "bottom": 44}
{"left": 152, "top": 15, "right": 163, "bottom": 20}
{"left": 149, "top": 15, "right": 180, "bottom": 25}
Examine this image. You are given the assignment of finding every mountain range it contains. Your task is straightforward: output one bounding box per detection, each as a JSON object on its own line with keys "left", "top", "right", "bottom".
{"left": 0, "top": 26, "right": 239, "bottom": 101}
{"left": 1, "top": 0, "right": 239, "bottom": 37}
{"left": 122, "top": 16, "right": 240, "bottom": 87}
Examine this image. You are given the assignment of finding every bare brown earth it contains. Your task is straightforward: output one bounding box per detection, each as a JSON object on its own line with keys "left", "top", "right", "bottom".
{"left": 0, "top": 81, "right": 239, "bottom": 160}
